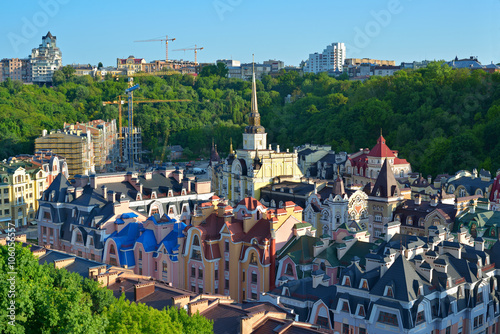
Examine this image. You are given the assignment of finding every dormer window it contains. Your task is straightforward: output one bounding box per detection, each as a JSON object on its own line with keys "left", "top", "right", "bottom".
{"left": 343, "top": 276, "right": 351, "bottom": 287}
{"left": 341, "top": 301, "right": 349, "bottom": 312}
{"left": 384, "top": 286, "right": 394, "bottom": 297}
{"left": 193, "top": 235, "right": 200, "bottom": 246}
{"left": 416, "top": 310, "right": 425, "bottom": 324}
{"left": 250, "top": 253, "right": 257, "bottom": 265}
{"left": 360, "top": 279, "right": 368, "bottom": 290}
{"left": 357, "top": 305, "right": 365, "bottom": 317}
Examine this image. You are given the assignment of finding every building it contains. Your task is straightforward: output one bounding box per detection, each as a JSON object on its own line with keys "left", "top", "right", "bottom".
{"left": 400, "top": 60, "right": 431, "bottom": 69}
{"left": 303, "top": 43, "right": 346, "bottom": 74}
{"left": 240, "top": 63, "right": 271, "bottom": 80}
{"left": 69, "top": 64, "right": 97, "bottom": 77}
{"left": 263, "top": 59, "right": 285, "bottom": 72}
{"left": 37, "top": 167, "right": 213, "bottom": 262}
{"left": 216, "top": 59, "right": 241, "bottom": 67}
{"left": 372, "top": 65, "right": 401, "bottom": 76}
{"left": 444, "top": 169, "right": 492, "bottom": 199}
{"left": 64, "top": 120, "right": 118, "bottom": 172}
{"left": 345, "top": 58, "right": 395, "bottom": 66}
{"left": 214, "top": 68, "right": 303, "bottom": 204}
{"left": 0, "top": 161, "right": 47, "bottom": 228}
{"left": 304, "top": 175, "right": 370, "bottom": 232}
{"left": 116, "top": 56, "right": 146, "bottom": 75}
{"left": 121, "top": 126, "right": 143, "bottom": 163}
{"left": 295, "top": 144, "right": 331, "bottom": 176}
{"left": 30, "top": 31, "right": 62, "bottom": 84}
{"left": 0, "top": 58, "right": 31, "bottom": 83}
{"left": 259, "top": 180, "right": 316, "bottom": 209}
{"left": 344, "top": 134, "right": 412, "bottom": 187}
{"left": 35, "top": 129, "right": 95, "bottom": 177}
{"left": 489, "top": 172, "right": 500, "bottom": 211}
{"left": 367, "top": 159, "right": 406, "bottom": 241}
{"left": 180, "top": 196, "right": 303, "bottom": 302}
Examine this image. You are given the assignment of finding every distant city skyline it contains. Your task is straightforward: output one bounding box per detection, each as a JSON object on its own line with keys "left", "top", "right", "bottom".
{"left": 1, "top": 0, "right": 499, "bottom": 67}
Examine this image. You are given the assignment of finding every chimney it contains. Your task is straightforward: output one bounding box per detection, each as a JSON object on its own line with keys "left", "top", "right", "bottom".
{"left": 183, "top": 177, "right": 191, "bottom": 194}
{"left": 134, "top": 282, "right": 155, "bottom": 301}
{"left": 474, "top": 237, "right": 484, "bottom": 251}
{"left": 414, "top": 195, "right": 421, "bottom": 205}
{"left": 42, "top": 129, "right": 47, "bottom": 137}
{"left": 430, "top": 195, "right": 438, "bottom": 207}
{"left": 75, "top": 187, "right": 83, "bottom": 198}
{"left": 188, "top": 299, "right": 210, "bottom": 316}
{"left": 144, "top": 172, "right": 153, "bottom": 180}
{"left": 107, "top": 190, "right": 116, "bottom": 202}
{"left": 311, "top": 271, "right": 326, "bottom": 288}
{"left": 427, "top": 175, "right": 432, "bottom": 184}
{"left": 90, "top": 174, "right": 96, "bottom": 189}
{"left": 101, "top": 185, "right": 107, "bottom": 198}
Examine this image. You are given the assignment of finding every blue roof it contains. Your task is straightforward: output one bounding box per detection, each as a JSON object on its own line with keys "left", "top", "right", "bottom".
{"left": 137, "top": 229, "right": 158, "bottom": 252}
{"left": 106, "top": 222, "right": 143, "bottom": 267}
{"left": 115, "top": 218, "right": 125, "bottom": 225}
{"left": 121, "top": 212, "right": 139, "bottom": 219}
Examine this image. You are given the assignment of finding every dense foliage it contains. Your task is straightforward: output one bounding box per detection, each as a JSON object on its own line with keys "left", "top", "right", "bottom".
{"left": 1, "top": 62, "right": 499, "bottom": 176}
{"left": 0, "top": 243, "right": 213, "bottom": 333}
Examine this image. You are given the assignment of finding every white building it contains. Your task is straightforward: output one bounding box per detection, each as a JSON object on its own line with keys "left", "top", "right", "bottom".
{"left": 30, "top": 32, "right": 62, "bottom": 84}
{"left": 303, "top": 43, "right": 346, "bottom": 74}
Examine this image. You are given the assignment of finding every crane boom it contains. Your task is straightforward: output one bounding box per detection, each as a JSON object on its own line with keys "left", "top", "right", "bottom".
{"left": 172, "top": 44, "right": 204, "bottom": 65}
{"left": 134, "top": 35, "right": 175, "bottom": 62}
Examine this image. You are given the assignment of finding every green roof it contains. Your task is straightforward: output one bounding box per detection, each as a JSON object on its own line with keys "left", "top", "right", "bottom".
{"left": 294, "top": 222, "right": 312, "bottom": 229}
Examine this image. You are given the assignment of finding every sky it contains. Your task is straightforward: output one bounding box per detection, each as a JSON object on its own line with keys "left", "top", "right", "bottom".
{"left": 1, "top": 0, "right": 499, "bottom": 67}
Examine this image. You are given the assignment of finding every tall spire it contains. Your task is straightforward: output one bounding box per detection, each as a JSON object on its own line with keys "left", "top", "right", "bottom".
{"left": 230, "top": 138, "right": 234, "bottom": 155}
{"left": 245, "top": 54, "right": 265, "bottom": 134}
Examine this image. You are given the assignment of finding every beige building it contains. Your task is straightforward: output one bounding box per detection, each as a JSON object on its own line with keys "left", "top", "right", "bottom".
{"left": 64, "top": 120, "right": 118, "bottom": 172}
{"left": 35, "top": 129, "right": 95, "bottom": 177}
{"left": 117, "top": 56, "right": 146, "bottom": 75}
{"left": 214, "top": 68, "right": 303, "bottom": 204}
{"left": 344, "top": 58, "right": 396, "bottom": 66}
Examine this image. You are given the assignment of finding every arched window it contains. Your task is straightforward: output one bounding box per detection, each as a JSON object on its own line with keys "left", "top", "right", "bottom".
{"left": 320, "top": 262, "right": 326, "bottom": 271}
{"left": 476, "top": 189, "right": 483, "bottom": 196}
{"left": 250, "top": 253, "right": 257, "bottom": 265}
{"left": 109, "top": 244, "right": 116, "bottom": 255}
{"left": 459, "top": 188, "right": 467, "bottom": 197}
{"left": 162, "top": 261, "right": 168, "bottom": 274}
{"left": 285, "top": 263, "right": 293, "bottom": 275}
{"left": 138, "top": 250, "right": 142, "bottom": 260}
{"left": 400, "top": 170, "right": 404, "bottom": 177}
{"left": 193, "top": 235, "right": 200, "bottom": 246}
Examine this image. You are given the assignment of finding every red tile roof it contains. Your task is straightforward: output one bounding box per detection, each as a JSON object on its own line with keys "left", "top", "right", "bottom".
{"left": 284, "top": 201, "right": 296, "bottom": 208}
{"left": 237, "top": 197, "right": 266, "bottom": 211}
{"left": 368, "top": 135, "right": 395, "bottom": 158}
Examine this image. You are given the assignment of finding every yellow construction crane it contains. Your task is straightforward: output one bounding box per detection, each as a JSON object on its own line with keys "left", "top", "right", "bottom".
{"left": 172, "top": 44, "right": 204, "bottom": 65}
{"left": 134, "top": 35, "right": 176, "bottom": 62}
{"left": 102, "top": 96, "right": 191, "bottom": 162}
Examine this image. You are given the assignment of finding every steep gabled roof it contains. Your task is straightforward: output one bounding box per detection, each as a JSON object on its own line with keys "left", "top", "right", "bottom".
{"left": 368, "top": 135, "right": 395, "bottom": 158}
{"left": 371, "top": 159, "right": 401, "bottom": 197}
{"left": 371, "top": 254, "right": 426, "bottom": 302}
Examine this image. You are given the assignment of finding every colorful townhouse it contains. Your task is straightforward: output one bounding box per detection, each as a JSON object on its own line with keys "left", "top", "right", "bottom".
{"left": 180, "top": 196, "right": 303, "bottom": 302}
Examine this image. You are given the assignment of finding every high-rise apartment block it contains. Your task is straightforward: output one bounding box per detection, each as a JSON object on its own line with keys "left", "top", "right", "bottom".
{"left": 30, "top": 32, "right": 62, "bottom": 84}
{"left": 0, "top": 58, "right": 32, "bottom": 83}
{"left": 63, "top": 120, "right": 118, "bottom": 172}
{"left": 35, "top": 129, "right": 95, "bottom": 177}
{"left": 121, "top": 126, "right": 143, "bottom": 163}
{"left": 303, "top": 42, "right": 346, "bottom": 74}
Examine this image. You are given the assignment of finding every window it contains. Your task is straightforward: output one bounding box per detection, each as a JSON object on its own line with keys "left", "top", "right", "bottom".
{"left": 377, "top": 311, "right": 398, "bottom": 327}
{"left": 90, "top": 253, "right": 95, "bottom": 261}
{"left": 42, "top": 226, "right": 47, "bottom": 234}
{"left": 191, "top": 249, "right": 201, "bottom": 260}
{"left": 76, "top": 233, "right": 83, "bottom": 244}
{"left": 199, "top": 286, "right": 203, "bottom": 294}
{"left": 110, "top": 244, "right": 116, "bottom": 255}
{"left": 477, "top": 290, "right": 483, "bottom": 304}
{"left": 163, "top": 262, "right": 168, "bottom": 274}
{"left": 154, "top": 262, "right": 158, "bottom": 271}
{"left": 49, "top": 228, "right": 53, "bottom": 236}
{"left": 215, "top": 287, "right": 218, "bottom": 294}
{"left": 250, "top": 253, "right": 257, "bottom": 265}
{"left": 138, "top": 250, "right": 142, "bottom": 260}
{"left": 359, "top": 328, "right": 366, "bottom": 334}
{"left": 198, "top": 268, "right": 203, "bottom": 279}
{"left": 374, "top": 213, "right": 382, "bottom": 222}
{"left": 3, "top": 189, "right": 8, "bottom": 194}
{"left": 316, "top": 316, "right": 329, "bottom": 328}
{"left": 361, "top": 280, "right": 368, "bottom": 290}
{"left": 251, "top": 272, "right": 258, "bottom": 284}
{"left": 446, "top": 326, "right": 451, "bottom": 334}
{"left": 242, "top": 290, "right": 246, "bottom": 300}
{"left": 191, "top": 267, "right": 196, "bottom": 277}
{"left": 77, "top": 251, "right": 82, "bottom": 257}
{"left": 341, "top": 301, "right": 349, "bottom": 312}
{"left": 225, "top": 240, "right": 229, "bottom": 252}
{"left": 193, "top": 235, "right": 200, "bottom": 246}
{"left": 285, "top": 264, "right": 293, "bottom": 275}
{"left": 344, "top": 276, "right": 351, "bottom": 287}
{"left": 225, "top": 279, "right": 229, "bottom": 289}
{"left": 4, "top": 198, "right": 9, "bottom": 204}
{"left": 473, "top": 315, "right": 483, "bottom": 329}
{"left": 242, "top": 270, "right": 245, "bottom": 282}
{"left": 151, "top": 207, "right": 159, "bottom": 215}
{"left": 43, "top": 211, "right": 50, "bottom": 219}
{"left": 416, "top": 310, "right": 425, "bottom": 324}
{"left": 385, "top": 286, "right": 394, "bottom": 297}
{"left": 4, "top": 209, "right": 9, "bottom": 215}
{"left": 225, "top": 260, "right": 229, "bottom": 271}
{"left": 191, "top": 285, "right": 196, "bottom": 292}
{"left": 138, "top": 267, "right": 142, "bottom": 275}
{"left": 214, "top": 269, "right": 218, "bottom": 280}
{"left": 251, "top": 292, "right": 257, "bottom": 300}
{"left": 342, "top": 324, "right": 349, "bottom": 334}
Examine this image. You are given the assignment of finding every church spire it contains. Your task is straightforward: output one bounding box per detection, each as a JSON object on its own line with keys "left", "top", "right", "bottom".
{"left": 230, "top": 138, "right": 234, "bottom": 155}
{"left": 245, "top": 54, "right": 265, "bottom": 134}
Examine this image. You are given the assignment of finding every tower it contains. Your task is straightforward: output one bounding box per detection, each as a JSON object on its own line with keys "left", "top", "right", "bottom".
{"left": 242, "top": 56, "right": 267, "bottom": 151}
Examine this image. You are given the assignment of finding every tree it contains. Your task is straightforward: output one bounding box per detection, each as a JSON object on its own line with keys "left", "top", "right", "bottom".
{"left": 98, "top": 62, "right": 103, "bottom": 69}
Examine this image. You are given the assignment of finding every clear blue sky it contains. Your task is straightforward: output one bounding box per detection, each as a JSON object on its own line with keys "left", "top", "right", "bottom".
{"left": 1, "top": 0, "right": 499, "bottom": 67}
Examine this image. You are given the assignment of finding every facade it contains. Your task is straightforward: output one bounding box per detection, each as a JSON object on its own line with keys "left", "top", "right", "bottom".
{"left": 367, "top": 159, "right": 406, "bottom": 241}
{"left": 214, "top": 69, "right": 303, "bottom": 204}
{"left": 373, "top": 65, "right": 401, "bottom": 76}
{"left": 304, "top": 176, "right": 370, "bottom": 233}
{"left": 180, "top": 196, "right": 303, "bottom": 302}
{"left": 37, "top": 168, "right": 213, "bottom": 263}
{"left": 444, "top": 169, "right": 492, "bottom": 199}
{"left": 344, "top": 58, "right": 395, "bottom": 66}
{"left": 35, "top": 129, "right": 95, "bottom": 177}
{"left": 259, "top": 180, "right": 316, "bottom": 209}
{"left": 121, "top": 126, "right": 143, "bottom": 163}
{"left": 30, "top": 32, "right": 62, "bottom": 84}
{"left": 263, "top": 59, "right": 285, "bottom": 72}
{"left": 345, "top": 134, "right": 412, "bottom": 187}
{"left": 0, "top": 58, "right": 32, "bottom": 83}
{"left": 116, "top": 55, "right": 146, "bottom": 75}
{"left": 303, "top": 43, "right": 346, "bottom": 74}
{"left": 295, "top": 144, "right": 332, "bottom": 175}
{"left": 64, "top": 120, "right": 118, "bottom": 172}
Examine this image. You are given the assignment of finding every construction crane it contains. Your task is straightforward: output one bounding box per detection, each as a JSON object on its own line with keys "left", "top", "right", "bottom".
{"left": 102, "top": 94, "right": 191, "bottom": 165}
{"left": 172, "top": 44, "right": 204, "bottom": 65}
{"left": 134, "top": 35, "right": 176, "bottom": 62}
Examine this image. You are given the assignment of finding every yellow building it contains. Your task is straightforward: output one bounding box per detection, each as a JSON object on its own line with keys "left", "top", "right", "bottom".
{"left": 35, "top": 129, "right": 95, "bottom": 177}
{"left": 180, "top": 196, "right": 304, "bottom": 302}
{"left": 214, "top": 67, "right": 303, "bottom": 205}
{"left": 0, "top": 162, "right": 46, "bottom": 229}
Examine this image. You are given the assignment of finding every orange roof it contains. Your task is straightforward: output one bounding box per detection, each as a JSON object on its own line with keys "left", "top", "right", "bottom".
{"left": 368, "top": 135, "right": 395, "bottom": 158}
{"left": 294, "top": 206, "right": 303, "bottom": 212}
{"left": 236, "top": 197, "right": 267, "bottom": 211}
{"left": 284, "top": 201, "right": 296, "bottom": 208}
